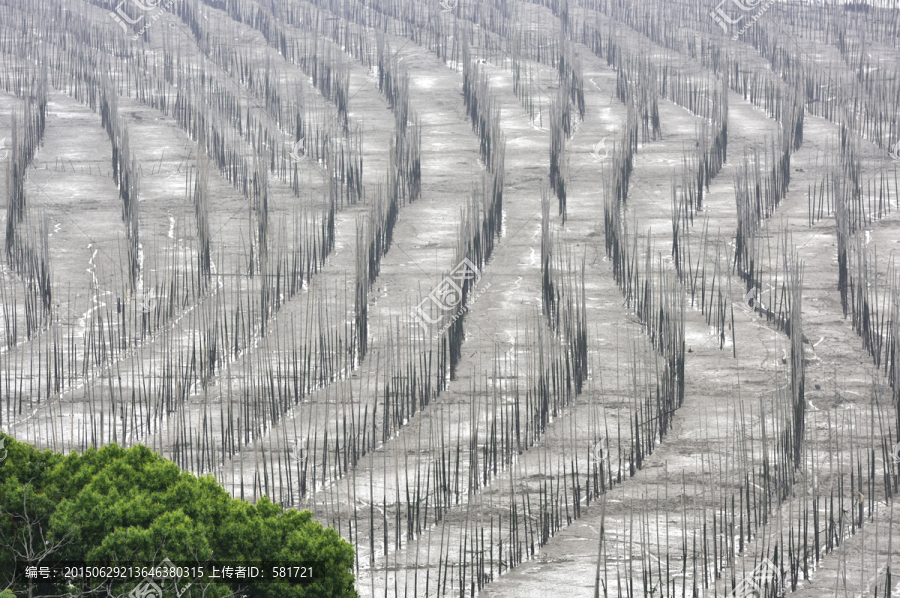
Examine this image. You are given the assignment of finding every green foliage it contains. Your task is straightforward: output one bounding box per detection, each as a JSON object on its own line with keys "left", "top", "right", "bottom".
{"left": 0, "top": 437, "right": 357, "bottom": 597}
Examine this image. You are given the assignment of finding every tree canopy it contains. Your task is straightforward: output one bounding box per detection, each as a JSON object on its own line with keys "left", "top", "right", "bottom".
{"left": 0, "top": 437, "right": 357, "bottom": 598}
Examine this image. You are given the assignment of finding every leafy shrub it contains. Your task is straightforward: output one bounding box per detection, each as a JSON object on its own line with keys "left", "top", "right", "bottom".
{"left": 0, "top": 438, "right": 357, "bottom": 597}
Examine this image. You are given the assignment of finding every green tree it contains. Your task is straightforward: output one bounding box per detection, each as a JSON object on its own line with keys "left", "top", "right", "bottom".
{"left": 0, "top": 438, "right": 357, "bottom": 597}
